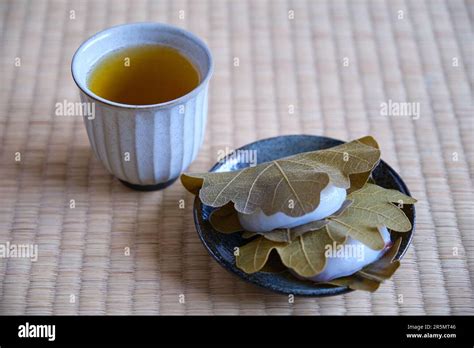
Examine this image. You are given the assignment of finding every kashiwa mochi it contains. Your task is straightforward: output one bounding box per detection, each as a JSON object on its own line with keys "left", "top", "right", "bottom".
{"left": 237, "top": 184, "right": 347, "bottom": 233}
{"left": 303, "top": 226, "right": 391, "bottom": 282}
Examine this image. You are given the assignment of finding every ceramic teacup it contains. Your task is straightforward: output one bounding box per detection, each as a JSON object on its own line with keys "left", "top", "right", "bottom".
{"left": 71, "top": 22, "right": 213, "bottom": 190}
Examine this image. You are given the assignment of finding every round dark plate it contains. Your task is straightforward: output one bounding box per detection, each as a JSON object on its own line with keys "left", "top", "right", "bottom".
{"left": 192, "top": 135, "right": 416, "bottom": 296}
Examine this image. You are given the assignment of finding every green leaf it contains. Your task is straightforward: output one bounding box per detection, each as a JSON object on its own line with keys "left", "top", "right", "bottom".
{"left": 181, "top": 136, "right": 380, "bottom": 217}
{"left": 276, "top": 230, "right": 333, "bottom": 277}
{"left": 235, "top": 237, "right": 285, "bottom": 274}
{"left": 209, "top": 202, "right": 243, "bottom": 233}
{"left": 235, "top": 230, "right": 333, "bottom": 277}
{"left": 325, "top": 183, "right": 416, "bottom": 250}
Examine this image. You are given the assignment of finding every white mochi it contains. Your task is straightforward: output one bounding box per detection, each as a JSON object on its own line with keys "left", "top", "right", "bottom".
{"left": 305, "top": 226, "right": 391, "bottom": 282}
{"left": 237, "top": 184, "right": 347, "bottom": 233}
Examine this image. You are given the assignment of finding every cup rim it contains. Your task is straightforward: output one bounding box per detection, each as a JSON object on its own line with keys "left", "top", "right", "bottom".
{"left": 71, "top": 22, "right": 214, "bottom": 110}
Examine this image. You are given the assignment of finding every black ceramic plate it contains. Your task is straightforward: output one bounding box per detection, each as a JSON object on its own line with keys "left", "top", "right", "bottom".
{"left": 192, "top": 135, "right": 416, "bottom": 296}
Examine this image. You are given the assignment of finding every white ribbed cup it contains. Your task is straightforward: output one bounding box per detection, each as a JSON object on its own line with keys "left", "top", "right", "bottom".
{"left": 71, "top": 22, "right": 213, "bottom": 189}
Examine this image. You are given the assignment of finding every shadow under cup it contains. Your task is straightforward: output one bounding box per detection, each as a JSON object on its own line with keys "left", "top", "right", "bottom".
{"left": 71, "top": 22, "right": 213, "bottom": 191}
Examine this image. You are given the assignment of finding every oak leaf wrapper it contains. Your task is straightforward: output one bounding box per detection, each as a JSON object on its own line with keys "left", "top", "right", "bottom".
{"left": 235, "top": 184, "right": 415, "bottom": 281}
{"left": 323, "top": 183, "right": 416, "bottom": 250}
{"left": 181, "top": 136, "right": 380, "bottom": 217}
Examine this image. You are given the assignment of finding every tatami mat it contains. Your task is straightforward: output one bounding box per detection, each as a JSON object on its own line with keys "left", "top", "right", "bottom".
{"left": 0, "top": 0, "right": 473, "bottom": 315}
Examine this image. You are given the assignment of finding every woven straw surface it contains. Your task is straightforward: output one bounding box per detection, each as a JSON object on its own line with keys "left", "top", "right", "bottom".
{"left": 0, "top": 0, "right": 473, "bottom": 315}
